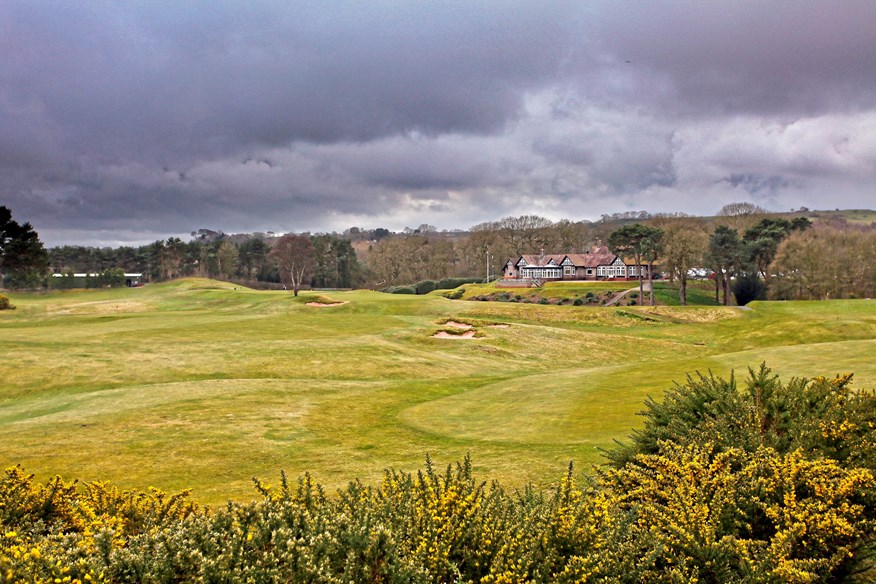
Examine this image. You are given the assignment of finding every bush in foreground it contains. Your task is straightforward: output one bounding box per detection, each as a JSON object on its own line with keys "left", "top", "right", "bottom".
{"left": 2, "top": 366, "right": 874, "bottom": 582}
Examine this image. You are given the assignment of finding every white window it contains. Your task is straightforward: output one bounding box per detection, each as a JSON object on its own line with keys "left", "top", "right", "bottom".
{"left": 564, "top": 266, "right": 574, "bottom": 275}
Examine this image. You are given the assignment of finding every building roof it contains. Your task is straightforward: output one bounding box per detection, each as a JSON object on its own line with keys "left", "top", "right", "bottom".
{"left": 518, "top": 253, "right": 566, "bottom": 267}
{"left": 515, "top": 246, "right": 621, "bottom": 269}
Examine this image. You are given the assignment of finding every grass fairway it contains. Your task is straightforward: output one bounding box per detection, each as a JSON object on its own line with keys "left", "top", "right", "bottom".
{"left": 2, "top": 279, "right": 875, "bottom": 503}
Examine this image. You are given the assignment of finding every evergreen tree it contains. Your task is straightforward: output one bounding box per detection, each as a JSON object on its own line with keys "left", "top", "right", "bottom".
{"left": 0, "top": 206, "right": 49, "bottom": 289}
{"left": 609, "top": 223, "right": 663, "bottom": 304}
{"left": 707, "top": 225, "right": 743, "bottom": 305}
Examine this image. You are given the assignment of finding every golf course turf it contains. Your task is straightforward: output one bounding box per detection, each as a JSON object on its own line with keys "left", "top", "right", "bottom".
{"left": 1, "top": 278, "right": 874, "bottom": 503}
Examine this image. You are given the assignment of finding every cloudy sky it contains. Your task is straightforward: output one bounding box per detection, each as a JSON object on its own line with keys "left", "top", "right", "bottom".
{"left": 3, "top": 1, "right": 876, "bottom": 246}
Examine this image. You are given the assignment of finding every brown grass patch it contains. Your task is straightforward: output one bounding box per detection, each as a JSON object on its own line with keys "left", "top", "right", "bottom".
{"left": 55, "top": 300, "right": 151, "bottom": 315}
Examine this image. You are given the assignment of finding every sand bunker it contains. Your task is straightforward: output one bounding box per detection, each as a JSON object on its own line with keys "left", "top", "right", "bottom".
{"left": 433, "top": 330, "right": 477, "bottom": 339}
{"left": 306, "top": 301, "right": 348, "bottom": 307}
{"left": 443, "top": 320, "right": 473, "bottom": 329}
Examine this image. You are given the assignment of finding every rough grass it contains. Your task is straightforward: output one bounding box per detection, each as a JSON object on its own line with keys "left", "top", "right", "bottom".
{"left": 460, "top": 280, "right": 634, "bottom": 301}
{"left": 2, "top": 279, "right": 875, "bottom": 503}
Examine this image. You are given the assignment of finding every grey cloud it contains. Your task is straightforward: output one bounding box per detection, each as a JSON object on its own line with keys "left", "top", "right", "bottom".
{"left": 582, "top": 1, "right": 876, "bottom": 116}
{"left": 2, "top": 1, "right": 875, "bottom": 245}
{"left": 2, "top": 2, "right": 576, "bottom": 161}
{"left": 724, "top": 174, "right": 794, "bottom": 195}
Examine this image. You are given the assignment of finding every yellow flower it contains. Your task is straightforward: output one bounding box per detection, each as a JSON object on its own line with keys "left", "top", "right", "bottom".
{"left": 4, "top": 531, "right": 16, "bottom": 538}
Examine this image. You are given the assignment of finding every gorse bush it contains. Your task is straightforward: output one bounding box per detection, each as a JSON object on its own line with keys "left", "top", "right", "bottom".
{"left": 2, "top": 365, "right": 874, "bottom": 582}
{"left": 0, "top": 294, "right": 12, "bottom": 310}
{"left": 606, "top": 364, "right": 876, "bottom": 470}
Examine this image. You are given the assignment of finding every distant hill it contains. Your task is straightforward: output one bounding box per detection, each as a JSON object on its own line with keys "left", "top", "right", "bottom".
{"left": 795, "top": 208, "right": 876, "bottom": 226}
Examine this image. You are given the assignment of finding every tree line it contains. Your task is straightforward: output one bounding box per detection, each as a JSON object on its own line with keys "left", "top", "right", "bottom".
{"left": 45, "top": 234, "right": 365, "bottom": 292}
{"left": 2, "top": 203, "right": 874, "bottom": 302}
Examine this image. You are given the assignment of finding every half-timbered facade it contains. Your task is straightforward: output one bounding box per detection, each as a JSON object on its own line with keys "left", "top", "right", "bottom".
{"left": 502, "top": 246, "right": 650, "bottom": 282}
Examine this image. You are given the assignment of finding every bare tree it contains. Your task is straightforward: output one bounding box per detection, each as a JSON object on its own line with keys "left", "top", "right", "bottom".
{"left": 771, "top": 226, "right": 876, "bottom": 300}
{"left": 717, "top": 202, "right": 768, "bottom": 216}
{"left": 496, "top": 215, "right": 553, "bottom": 255}
{"left": 658, "top": 218, "right": 709, "bottom": 305}
{"left": 551, "top": 219, "right": 591, "bottom": 253}
{"left": 270, "top": 234, "right": 316, "bottom": 296}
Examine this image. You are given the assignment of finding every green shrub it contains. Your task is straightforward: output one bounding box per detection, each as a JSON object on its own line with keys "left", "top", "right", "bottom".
{"left": 444, "top": 289, "right": 464, "bottom": 300}
{"left": 732, "top": 274, "right": 767, "bottom": 305}
{"left": 436, "top": 277, "right": 481, "bottom": 290}
{"left": 573, "top": 298, "right": 584, "bottom": 306}
{"left": 391, "top": 286, "right": 415, "bottom": 295}
{"left": 414, "top": 280, "right": 437, "bottom": 295}
{"left": 50, "top": 272, "right": 76, "bottom": 290}
{"left": 0, "top": 294, "right": 13, "bottom": 310}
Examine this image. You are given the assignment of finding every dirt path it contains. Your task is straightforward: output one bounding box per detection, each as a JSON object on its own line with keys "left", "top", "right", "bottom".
{"left": 604, "top": 281, "right": 651, "bottom": 306}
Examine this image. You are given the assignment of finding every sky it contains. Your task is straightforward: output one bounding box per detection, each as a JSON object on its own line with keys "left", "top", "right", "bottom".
{"left": 2, "top": 1, "right": 876, "bottom": 246}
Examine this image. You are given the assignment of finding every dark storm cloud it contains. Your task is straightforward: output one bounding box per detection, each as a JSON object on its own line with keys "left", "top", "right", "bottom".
{"left": 1, "top": 1, "right": 875, "bottom": 245}
{"left": 2, "top": 2, "right": 573, "bottom": 161}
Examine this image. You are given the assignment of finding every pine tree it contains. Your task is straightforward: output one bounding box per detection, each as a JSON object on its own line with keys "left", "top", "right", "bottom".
{"left": 0, "top": 206, "right": 49, "bottom": 289}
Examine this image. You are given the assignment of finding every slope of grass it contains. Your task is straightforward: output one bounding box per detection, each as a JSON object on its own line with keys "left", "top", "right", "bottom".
{"left": 2, "top": 279, "right": 875, "bottom": 502}
{"left": 652, "top": 280, "right": 721, "bottom": 306}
